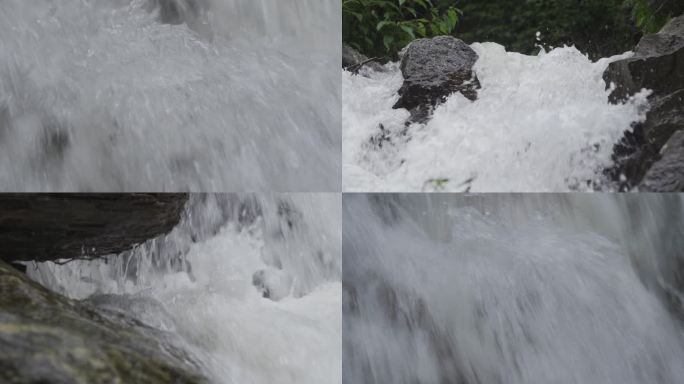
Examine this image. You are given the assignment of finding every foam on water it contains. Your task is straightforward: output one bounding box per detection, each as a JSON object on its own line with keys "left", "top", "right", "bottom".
{"left": 28, "top": 194, "right": 342, "bottom": 384}
{"left": 343, "top": 43, "right": 650, "bottom": 192}
{"left": 343, "top": 194, "right": 684, "bottom": 384}
{"left": 0, "top": 0, "right": 340, "bottom": 191}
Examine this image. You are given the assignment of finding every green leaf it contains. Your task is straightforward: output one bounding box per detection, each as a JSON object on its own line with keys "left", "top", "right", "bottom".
{"left": 399, "top": 24, "right": 416, "bottom": 39}
{"left": 376, "top": 20, "right": 395, "bottom": 31}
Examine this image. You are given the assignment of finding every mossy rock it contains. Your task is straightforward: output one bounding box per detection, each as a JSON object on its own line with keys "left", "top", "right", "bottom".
{"left": 0, "top": 260, "right": 207, "bottom": 384}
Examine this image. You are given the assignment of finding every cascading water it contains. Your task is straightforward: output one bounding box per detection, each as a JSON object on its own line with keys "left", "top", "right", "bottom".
{"left": 343, "top": 43, "right": 650, "bottom": 192}
{"left": 343, "top": 194, "right": 684, "bottom": 384}
{"left": 27, "top": 193, "right": 342, "bottom": 384}
{"left": 0, "top": 0, "right": 340, "bottom": 191}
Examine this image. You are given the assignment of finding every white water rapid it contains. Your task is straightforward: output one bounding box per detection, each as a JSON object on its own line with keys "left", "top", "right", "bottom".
{"left": 343, "top": 193, "right": 684, "bottom": 384}
{"left": 343, "top": 43, "right": 651, "bottom": 192}
{"left": 27, "top": 194, "right": 342, "bottom": 384}
{"left": 0, "top": 0, "right": 341, "bottom": 191}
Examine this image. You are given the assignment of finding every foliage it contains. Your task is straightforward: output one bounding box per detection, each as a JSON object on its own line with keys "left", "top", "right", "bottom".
{"left": 455, "top": 0, "right": 641, "bottom": 60}
{"left": 342, "top": 0, "right": 684, "bottom": 61}
{"left": 455, "top": 0, "right": 683, "bottom": 59}
{"left": 423, "top": 178, "right": 450, "bottom": 192}
{"left": 342, "top": 0, "right": 461, "bottom": 59}
{"left": 625, "top": 0, "right": 684, "bottom": 33}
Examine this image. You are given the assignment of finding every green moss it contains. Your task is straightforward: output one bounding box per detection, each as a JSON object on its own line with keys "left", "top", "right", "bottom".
{"left": 0, "top": 261, "right": 206, "bottom": 384}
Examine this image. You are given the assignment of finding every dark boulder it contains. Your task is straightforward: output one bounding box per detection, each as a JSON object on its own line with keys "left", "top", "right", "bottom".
{"left": 604, "top": 15, "right": 684, "bottom": 102}
{"left": 393, "top": 36, "right": 480, "bottom": 123}
{"left": 606, "top": 89, "right": 684, "bottom": 188}
{"left": 0, "top": 260, "right": 205, "bottom": 384}
{"left": 604, "top": 15, "right": 684, "bottom": 191}
{"left": 640, "top": 130, "right": 684, "bottom": 191}
{"left": 0, "top": 194, "right": 187, "bottom": 263}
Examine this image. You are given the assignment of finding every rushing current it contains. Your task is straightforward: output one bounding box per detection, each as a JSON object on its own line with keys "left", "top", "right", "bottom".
{"left": 27, "top": 194, "right": 342, "bottom": 384}
{"left": 0, "top": 0, "right": 341, "bottom": 191}
{"left": 343, "top": 43, "right": 650, "bottom": 192}
{"left": 343, "top": 194, "right": 684, "bottom": 384}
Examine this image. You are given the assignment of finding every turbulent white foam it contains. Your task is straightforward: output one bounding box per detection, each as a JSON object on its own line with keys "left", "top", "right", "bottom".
{"left": 344, "top": 194, "right": 684, "bottom": 384}
{"left": 28, "top": 194, "right": 342, "bottom": 384}
{"left": 0, "top": 0, "right": 340, "bottom": 191}
{"left": 343, "top": 43, "right": 650, "bottom": 192}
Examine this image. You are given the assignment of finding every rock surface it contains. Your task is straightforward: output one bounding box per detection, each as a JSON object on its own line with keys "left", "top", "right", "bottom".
{"left": 604, "top": 15, "right": 684, "bottom": 102}
{"left": 604, "top": 15, "right": 684, "bottom": 191}
{"left": 0, "top": 194, "right": 187, "bottom": 263}
{"left": 607, "top": 89, "right": 684, "bottom": 187}
{"left": 640, "top": 130, "right": 684, "bottom": 191}
{"left": 147, "top": 0, "right": 206, "bottom": 25}
{"left": 252, "top": 268, "right": 294, "bottom": 301}
{"left": 393, "top": 36, "right": 480, "bottom": 122}
{"left": 0, "top": 260, "right": 205, "bottom": 384}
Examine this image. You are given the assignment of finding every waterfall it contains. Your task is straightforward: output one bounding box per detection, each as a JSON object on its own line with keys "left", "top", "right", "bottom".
{"left": 343, "top": 193, "right": 684, "bottom": 383}
{"left": 0, "top": 0, "right": 341, "bottom": 191}
{"left": 28, "top": 193, "right": 342, "bottom": 384}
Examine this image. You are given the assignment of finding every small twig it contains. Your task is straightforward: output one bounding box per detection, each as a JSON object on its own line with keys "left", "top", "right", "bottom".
{"left": 51, "top": 256, "right": 96, "bottom": 265}
{"left": 346, "top": 57, "right": 382, "bottom": 74}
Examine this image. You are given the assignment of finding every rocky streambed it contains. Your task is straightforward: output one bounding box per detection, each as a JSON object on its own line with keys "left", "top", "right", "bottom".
{"left": 343, "top": 14, "right": 684, "bottom": 192}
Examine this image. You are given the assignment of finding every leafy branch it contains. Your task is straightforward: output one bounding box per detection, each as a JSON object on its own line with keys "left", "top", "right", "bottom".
{"left": 343, "top": 0, "right": 461, "bottom": 58}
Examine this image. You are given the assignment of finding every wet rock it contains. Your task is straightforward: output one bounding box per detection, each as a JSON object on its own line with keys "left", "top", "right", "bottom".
{"left": 604, "top": 15, "right": 684, "bottom": 102}
{"left": 0, "top": 103, "right": 9, "bottom": 139}
{"left": 84, "top": 294, "right": 178, "bottom": 332}
{"left": 640, "top": 130, "right": 684, "bottom": 191}
{"left": 606, "top": 89, "right": 684, "bottom": 189}
{"left": 342, "top": 45, "right": 384, "bottom": 73}
{"left": 146, "top": 0, "right": 212, "bottom": 38}
{"left": 0, "top": 260, "right": 206, "bottom": 384}
{"left": 148, "top": 0, "right": 206, "bottom": 25}
{"left": 40, "top": 116, "right": 70, "bottom": 165}
{"left": 252, "top": 268, "right": 293, "bottom": 301}
{"left": 641, "top": 89, "right": 684, "bottom": 152}
{"left": 276, "top": 200, "right": 303, "bottom": 231}
{"left": 368, "top": 194, "right": 403, "bottom": 225}
{"left": 0, "top": 194, "right": 187, "bottom": 263}
{"left": 394, "top": 36, "right": 480, "bottom": 123}
{"left": 605, "top": 15, "right": 684, "bottom": 191}
{"left": 351, "top": 279, "right": 469, "bottom": 383}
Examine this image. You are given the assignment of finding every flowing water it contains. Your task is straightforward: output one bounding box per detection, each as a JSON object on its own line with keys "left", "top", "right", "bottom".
{"left": 27, "top": 194, "right": 342, "bottom": 384}
{"left": 0, "top": 0, "right": 341, "bottom": 191}
{"left": 343, "top": 194, "right": 684, "bottom": 384}
{"left": 343, "top": 44, "right": 650, "bottom": 192}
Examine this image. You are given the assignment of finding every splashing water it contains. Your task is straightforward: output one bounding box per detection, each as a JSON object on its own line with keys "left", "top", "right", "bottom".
{"left": 0, "top": 0, "right": 341, "bottom": 191}
{"left": 343, "top": 194, "right": 684, "bottom": 384}
{"left": 28, "top": 194, "right": 342, "bottom": 384}
{"left": 343, "top": 43, "right": 650, "bottom": 192}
